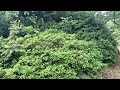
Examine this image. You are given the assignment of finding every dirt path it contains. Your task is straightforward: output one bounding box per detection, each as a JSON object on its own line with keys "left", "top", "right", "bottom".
{"left": 101, "top": 46, "right": 120, "bottom": 79}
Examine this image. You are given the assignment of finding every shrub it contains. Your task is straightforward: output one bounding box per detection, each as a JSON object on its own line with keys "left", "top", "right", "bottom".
{"left": 0, "top": 29, "right": 107, "bottom": 79}
{"left": 0, "top": 11, "right": 117, "bottom": 79}
{"left": 55, "top": 11, "right": 118, "bottom": 65}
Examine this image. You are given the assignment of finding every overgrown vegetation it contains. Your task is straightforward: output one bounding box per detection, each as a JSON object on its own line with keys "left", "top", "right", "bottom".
{"left": 0, "top": 11, "right": 118, "bottom": 79}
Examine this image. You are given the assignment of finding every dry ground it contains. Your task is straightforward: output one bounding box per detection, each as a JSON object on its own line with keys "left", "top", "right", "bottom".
{"left": 101, "top": 46, "right": 120, "bottom": 79}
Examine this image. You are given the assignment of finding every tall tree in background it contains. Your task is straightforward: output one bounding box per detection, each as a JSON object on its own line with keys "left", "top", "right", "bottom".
{"left": 0, "top": 11, "right": 18, "bottom": 38}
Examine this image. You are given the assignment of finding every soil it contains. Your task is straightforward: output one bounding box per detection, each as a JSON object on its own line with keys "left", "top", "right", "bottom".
{"left": 101, "top": 46, "right": 120, "bottom": 79}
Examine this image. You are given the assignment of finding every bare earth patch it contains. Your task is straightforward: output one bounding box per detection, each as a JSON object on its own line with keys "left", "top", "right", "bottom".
{"left": 101, "top": 46, "right": 120, "bottom": 79}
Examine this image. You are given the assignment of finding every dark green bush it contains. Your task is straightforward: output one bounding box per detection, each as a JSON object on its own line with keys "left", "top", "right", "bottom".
{"left": 0, "top": 29, "right": 107, "bottom": 79}
{"left": 55, "top": 11, "right": 118, "bottom": 64}
{"left": 0, "top": 11, "right": 118, "bottom": 79}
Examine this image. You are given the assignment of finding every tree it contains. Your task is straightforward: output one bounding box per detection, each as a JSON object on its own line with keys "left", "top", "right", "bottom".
{"left": 0, "top": 11, "right": 18, "bottom": 38}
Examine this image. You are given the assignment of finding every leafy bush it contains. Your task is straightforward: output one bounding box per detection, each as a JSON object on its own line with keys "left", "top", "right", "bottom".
{"left": 9, "top": 20, "right": 39, "bottom": 37}
{"left": 55, "top": 11, "right": 118, "bottom": 64}
{"left": 0, "top": 29, "right": 107, "bottom": 79}
{"left": 0, "top": 11, "right": 118, "bottom": 79}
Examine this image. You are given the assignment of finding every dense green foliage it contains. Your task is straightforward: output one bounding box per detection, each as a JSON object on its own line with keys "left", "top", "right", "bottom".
{"left": 0, "top": 11, "right": 18, "bottom": 38}
{"left": 55, "top": 12, "right": 118, "bottom": 64}
{"left": 0, "top": 29, "right": 107, "bottom": 79}
{"left": 0, "top": 11, "right": 118, "bottom": 79}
